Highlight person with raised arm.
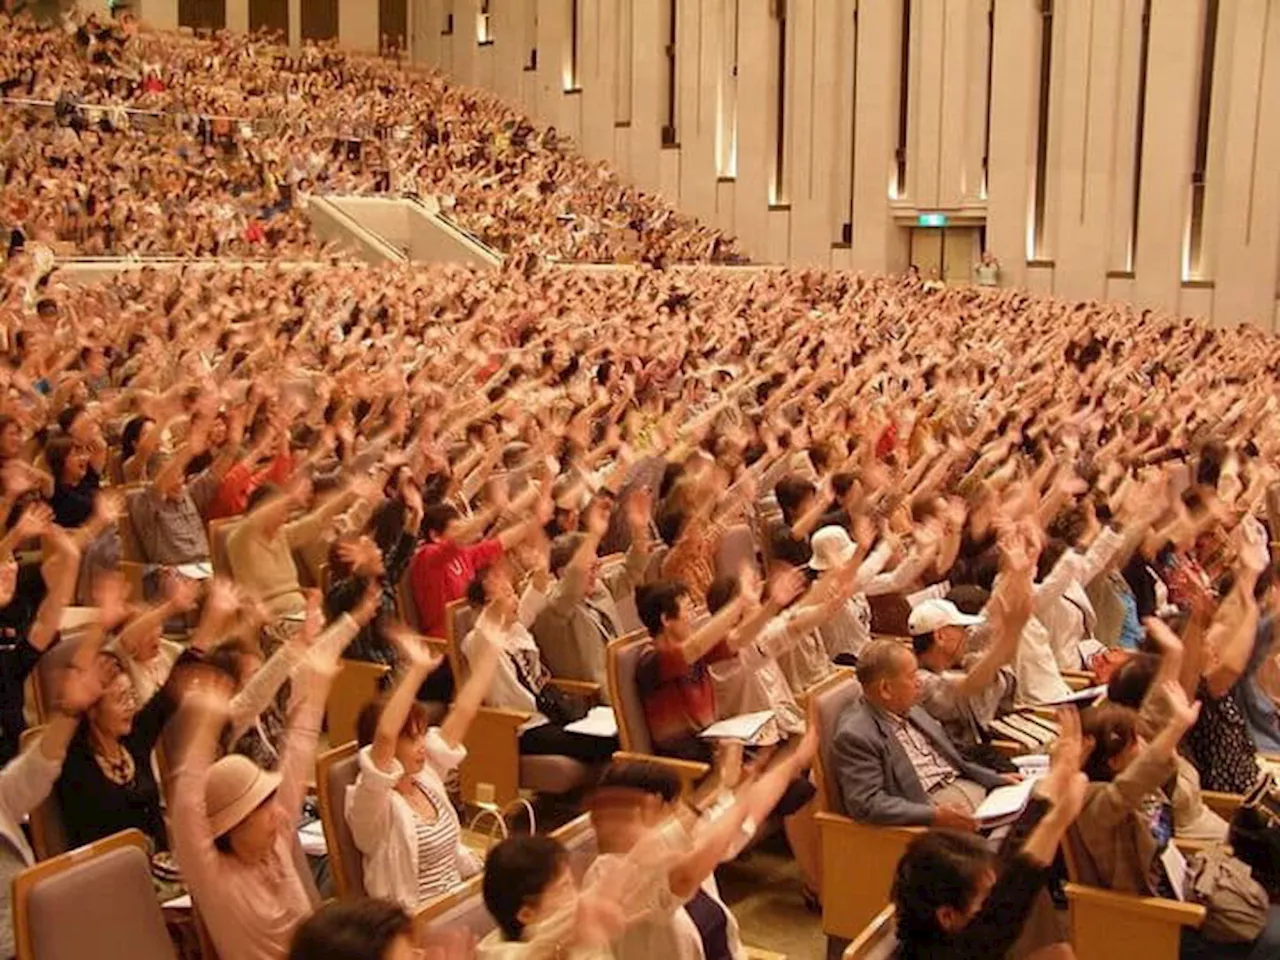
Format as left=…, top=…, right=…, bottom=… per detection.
left=169, top=594, right=351, bottom=960
left=345, top=621, right=500, bottom=908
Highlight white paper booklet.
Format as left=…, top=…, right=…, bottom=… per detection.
left=698, top=710, right=776, bottom=742
left=564, top=706, right=619, bottom=739
left=974, top=776, right=1040, bottom=826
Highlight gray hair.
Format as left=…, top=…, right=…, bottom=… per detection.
left=855, top=639, right=910, bottom=690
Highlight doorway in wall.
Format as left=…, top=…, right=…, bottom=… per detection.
left=249, top=0, right=288, bottom=41
left=302, top=0, right=338, bottom=41
left=910, top=226, right=981, bottom=284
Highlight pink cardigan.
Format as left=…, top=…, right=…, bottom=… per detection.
left=171, top=671, right=325, bottom=960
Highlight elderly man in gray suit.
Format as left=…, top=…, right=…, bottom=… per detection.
left=832, top=638, right=1011, bottom=832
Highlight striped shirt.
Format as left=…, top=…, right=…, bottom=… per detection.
left=411, top=786, right=463, bottom=902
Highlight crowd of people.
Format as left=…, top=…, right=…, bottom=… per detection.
left=0, top=6, right=1278, bottom=960
left=0, top=10, right=739, bottom=263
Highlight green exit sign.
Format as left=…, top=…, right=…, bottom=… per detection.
left=917, top=212, right=948, bottom=227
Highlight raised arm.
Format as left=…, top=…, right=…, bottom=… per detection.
left=369, top=627, right=444, bottom=773
left=27, top=520, right=81, bottom=653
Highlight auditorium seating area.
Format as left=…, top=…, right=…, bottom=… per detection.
left=1, top=7, right=1280, bottom=960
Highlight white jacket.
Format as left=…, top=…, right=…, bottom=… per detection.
left=344, top=735, right=480, bottom=909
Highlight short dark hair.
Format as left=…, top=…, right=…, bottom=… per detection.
left=1106, top=653, right=1160, bottom=709
left=596, top=759, right=682, bottom=804
left=911, top=632, right=938, bottom=657
left=483, top=835, right=568, bottom=941
left=288, top=898, right=411, bottom=960
left=705, top=574, right=740, bottom=615
left=892, top=830, right=994, bottom=944
left=774, top=474, right=816, bottom=524
left=636, top=581, right=687, bottom=637
left=422, top=503, right=460, bottom=541
left=1080, top=704, right=1138, bottom=782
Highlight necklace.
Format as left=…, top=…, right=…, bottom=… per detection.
left=94, top=745, right=136, bottom=786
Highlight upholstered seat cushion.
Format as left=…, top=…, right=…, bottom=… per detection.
left=28, top=846, right=174, bottom=960
left=518, top=754, right=589, bottom=795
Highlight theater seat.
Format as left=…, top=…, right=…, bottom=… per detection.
left=315, top=741, right=365, bottom=898
left=325, top=659, right=390, bottom=747
left=1061, top=823, right=1205, bottom=960
left=13, top=828, right=174, bottom=960
left=445, top=599, right=591, bottom=807
left=606, top=632, right=709, bottom=797
left=18, top=728, right=68, bottom=860
left=810, top=674, right=923, bottom=944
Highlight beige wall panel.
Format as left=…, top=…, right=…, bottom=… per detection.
left=627, top=0, right=665, bottom=195
left=1179, top=285, right=1214, bottom=323
left=960, top=0, right=989, bottom=205
left=660, top=147, right=683, bottom=204
left=984, top=0, right=1038, bottom=287
left=715, top=178, right=736, bottom=236
left=490, top=0, right=526, bottom=102
left=850, top=0, right=907, bottom=274
left=339, top=0, right=380, bottom=52
left=787, top=0, right=837, bottom=265
left=615, top=0, right=634, bottom=125
left=138, top=0, right=179, bottom=30
left=676, top=0, right=719, bottom=226
left=904, top=0, right=932, bottom=206
left=731, top=1, right=773, bottom=258
left=577, top=0, right=619, bottom=166
left=1106, top=275, right=1136, bottom=307
left=447, top=0, right=478, bottom=85
left=614, top=125, right=633, bottom=180
left=1025, top=263, right=1054, bottom=296
left=831, top=0, right=858, bottom=237
left=227, top=0, right=249, bottom=33
left=1051, top=0, right=1126, bottom=301
left=1106, top=0, right=1144, bottom=274
left=1204, top=0, right=1280, bottom=328
left=1132, top=0, right=1205, bottom=312
left=766, top=208, right=792, bottom=264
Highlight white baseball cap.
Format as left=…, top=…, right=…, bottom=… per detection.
left=907, top=598, right=984, bottom=636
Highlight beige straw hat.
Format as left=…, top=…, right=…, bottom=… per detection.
left=205, top=754, right=282, bottom=838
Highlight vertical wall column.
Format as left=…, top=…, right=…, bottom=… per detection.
left=1131, top=0, right=1205, bottom=312
left=339, top=0, right=380, bottom=51
left=985, top=0, right=1039, bottom=287
left=226, top=0, right=248, bottom=32
left=729, top=0, right=772, bottom=257
left=849, top=0, right=907, bottom=274
left=1205, top=0, right=1280, bottom=328
left=578, top=0, right=621, bottom=169
left=1047, top=0, right=1135, bottom=300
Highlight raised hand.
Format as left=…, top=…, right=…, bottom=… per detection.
left=92, top=571, right=131, bottom=630
left=1164, top=680, right=1201, bottom=733
left=11, top=502, right=53, bottom=541
left=384, top=622, right=445, bottom=675
left=624, top=484, right=653, bottom=535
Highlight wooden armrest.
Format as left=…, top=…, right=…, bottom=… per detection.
left=610, top=751, right=708, bottom=796
left=422, top=635, right=449, bottom=654
left=547, top=678, right=602, bottom=702
left=1201, top=790, right=1243, bottom=819
left=1020, top=706, right=1059, bottom=721
left=990, top=739, right=1026, bottom=759
left=1061, top=671, right=1096, bottom=692
left=814, top=811, right=928, bottom=838
left=1063, top=882, right=1206, bottom=928
left=475, top=706, right=533, bottom=728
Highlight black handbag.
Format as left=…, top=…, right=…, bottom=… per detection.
left=1227, top=774, right=1280, bottom=897
left=511, top=651, right=588, bottom=726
